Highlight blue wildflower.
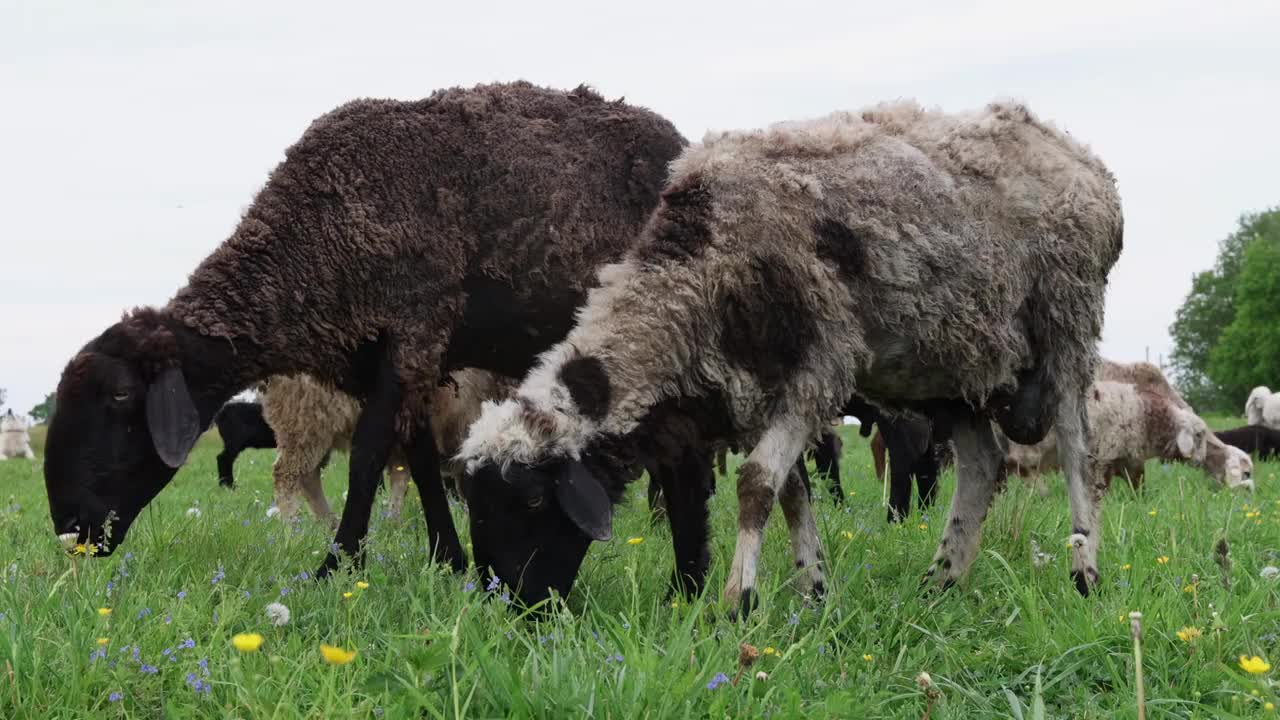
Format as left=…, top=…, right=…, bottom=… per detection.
left=198, top=657, right=209, bottom=675
left=124, top=552, right=134, bottom=561
left=242, top=519, right=251, bottom=527
left=164, top=615, right=172, bottom=625
left=464, top=581, right=476, bottom=592
left=211, top=567, right=225, bottom=585
left=296, top=571, right=310, bottom=581
left=788, top=613, right=799, bottom=626
left=108, top=691, right=123, bottom=702
left=131, top=647, right=140, bottom=662
left=499, top=591, right=510, bottom=604
left=243, top=591, right=251, bottom=599
left=279, top=587, right=290, bottom=598
left=486, top=575, right=501, bottom=591
left=140, top=664, right=158, bottom=674
left=176, top=591, right=186, bottom=600
left=180, top=638, right=196, bottom=650
left=136, top=608, right=151, bottom=620
left=707, top=672, right=730, bottom=690
left=163, top=648, right=172, bottom=657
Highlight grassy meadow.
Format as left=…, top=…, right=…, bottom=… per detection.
left=4, top=418, right=1280, bottom=718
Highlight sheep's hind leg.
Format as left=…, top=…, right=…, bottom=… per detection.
left=778, top=459, right=826, bottom=599
left=1058, top=392, right=1102, bottom=595
left=216, top=448, right=237, bottom=488
left=724, top=416, right=811, bottom=619
left=923, top=414, right=1001, bottom=590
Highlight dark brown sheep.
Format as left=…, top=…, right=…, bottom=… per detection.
left=43, top=82, right=686, bottom=580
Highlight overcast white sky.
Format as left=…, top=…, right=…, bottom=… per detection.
left=2, top=0, right=1277, bottom=417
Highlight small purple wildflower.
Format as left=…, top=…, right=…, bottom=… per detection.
left=140, top=664, right=159, bottom=674
left=486, top=575, right=501, bottom=591
left=622, top=621, right=630, bottom=630
left=198, top=657, right=209, bottom=675
left=243, top=591, right=251, bottom=599
left=131, top=646, right=140, bottom=662
left=707, top=672, right=730, bottom=690
left=330, top=543, right=340, bottom=554
left=108, top=692, right=123, bottom=702
left=180, top=638, right=196, bottom=650
left=163, top=648, right=173, bottom=657
left=136, top=608, right=151, bottom=620
left=211, top=567, right=225, bottom=585
left=464, top=581, right=476, bottom=592
left=279, top=587, right=291, bottom=598
left=605, top=653, right=624, bottom=663
left=164, top=614, right=172, bottom=625
left=818, top=644, right=827, bottom=655
left=499, top=591, right=510, bottom=604
left=296, top=571, right=310, bottom=581
left=124, top=552, right=134, bottom=561
left=242, top=519, right=251, bottom=527
left=0, top=612, right=6, bottom=622
left=176, top=591, right=187, bottom=600
left=787, top=613, right=799, bottom=626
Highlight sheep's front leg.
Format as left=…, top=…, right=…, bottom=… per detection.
left=778, top=459, right=826, bottom=598
left=404, top=416, right=466, bottom=573
left=724, top=417, right=811, bottom=618
left=658, top=448, right=714, bottom=598
left=924, top=416, right=1001, bottom=590
left=316, top=353, right=400, bottom=579
left=1057, top=393, right=1102, bottom=595
left=301, top=466, right=337, bottom=529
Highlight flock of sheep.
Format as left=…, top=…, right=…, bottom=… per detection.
left=31, top=80, right=1280, bottom=620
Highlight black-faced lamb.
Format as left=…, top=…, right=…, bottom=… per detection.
left=42, top=82, right=687, bottom=580
left=1246, top=387, right=1280, bottom=430
left=1215, top=425, right=1280, bottom=461
left=1, top=410, right=34, bottom=460
left=458, top=99, right=1124, bottom=612
left=212, top=401, right=277, bottom=488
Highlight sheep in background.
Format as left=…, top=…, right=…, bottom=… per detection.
left=1215, top=425, right=1280, bottom=461
left=459, top=98, right=1123, bottom=611
left=43, top=82, right=687, bottom=578
left=0, top=410, right=34, bottom=460
left=1246, top=387, right=1280, bottom=429
left=212, top=401, right=277, bottom=488
left=264, top=368, right=515, bottom=526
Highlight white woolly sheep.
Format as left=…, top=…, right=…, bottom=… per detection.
left=458, top=98, right=1124, bottom=611
left=0, top=410, right=35, bottom=460
left=263, top=369, right=514, bottom=526
left=1246, top=387, right=1280, bottom=430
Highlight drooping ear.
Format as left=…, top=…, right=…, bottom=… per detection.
left=554, top=460, right=613, bottom=542
left=1175, top=422, right=1196, bottom=458
left=146, top=367, right=201, bottom=468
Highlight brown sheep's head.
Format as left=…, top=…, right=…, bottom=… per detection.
left=44, top=309, right=209, bottom=555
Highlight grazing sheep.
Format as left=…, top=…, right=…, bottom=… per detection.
left=0, top=410, right=34, bottom=460
left=1246, top=387, right=1280, bottom=429
left=810, top=428, right=845, bottom=503
left=262, top=368, right=514, bottom=526
left=43, top=82, right=687, bottom=577
left=1215, top=425, right=1280, bottom=461
left=1007, top=380, right=1209, bottom=491
left=212, top=401, right=277, bottom=488
left=458, top=99, right=1123, bottom=611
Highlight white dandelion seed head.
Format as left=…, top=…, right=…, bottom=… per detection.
left=264, top=602, right=291, bottom=626
left=1260, top=566, right=1280, bottom=580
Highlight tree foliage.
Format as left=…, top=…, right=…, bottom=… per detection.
left=1170, top=207, right=1280, bottom=411
left=29, top=392, right=56, bottom=424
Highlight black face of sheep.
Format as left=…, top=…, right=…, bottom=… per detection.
left=464, top=459, right=612, bottom=607
left=44, top=316, right=210, bottom=555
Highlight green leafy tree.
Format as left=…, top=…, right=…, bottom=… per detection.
left=1209, top=234, right=1280, bottom=402
left=29, top=392, right=56, bottom=424
left=1169, top=207, right=1280, bottom=411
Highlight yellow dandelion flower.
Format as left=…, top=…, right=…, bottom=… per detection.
left=73, top=544, right=87, bottom=555
left=918, top=523, right=929, bottom=530
left=1121, top=563, right=1132, bottom=570
left=1147, top=510, right=1157, bottom=517
left=232, top=633, right=264, bottom=653
left=863, top=654, right=873, bottom=662
left=342, top=591, right=354, bottom=599
left=1176, top=626, right=1201, bottom=643
left=320, top=643, right=357, bottom=665
left=1267, top=702, right=1275, bottom=711
left=627, top=537, right=644, bottom=545
left=763, top=646, right=777, bottom=656
left=96, top=637, right=110, bottom=646
left=841, top=531, right=854, bottom=540
left=355, top=581, right=369, bottom=590
left=670, top=599, right=679, bottom=609
left=848, top=491, right=856, bottom=497
left=97, top=608, right=112, bottom=617
left=1156, top=556, right=1170, bottom=565
left=1239, top=655, right=1272, bottom=674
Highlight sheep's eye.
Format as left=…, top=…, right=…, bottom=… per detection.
left=112, top=390, right=130, bottom=402
left=527, top=496, right=544, bottom=510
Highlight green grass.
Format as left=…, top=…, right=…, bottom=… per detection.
left=3, top=423, right=1280, bottom=718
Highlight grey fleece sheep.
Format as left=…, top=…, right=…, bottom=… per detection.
left=459, top=99, right=1124, bottom=611
left=43, top=82, right=687, bottom=579
left=0, top=410, right=34, bottom=460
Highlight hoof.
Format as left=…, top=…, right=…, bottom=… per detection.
left=811, top=580, right=827, bottom=600
left=1071, top=568, right=1098, bottom=597
left=432, top=541, right=467, bottom=574
left=729, top=587, right=758, bottom=622
left=314, top=553, right=340, bottom=580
